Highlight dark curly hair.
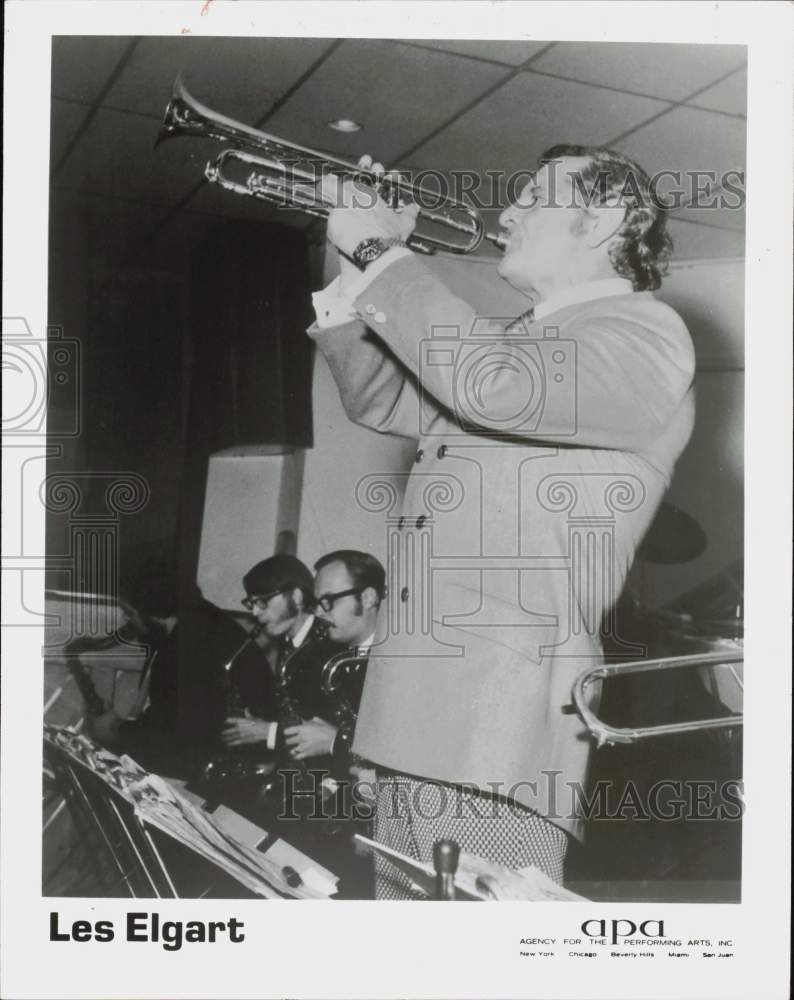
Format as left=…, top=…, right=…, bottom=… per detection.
left=539, top=144, right=673, bottom=291
left=243, top=554, right=314, bottom=607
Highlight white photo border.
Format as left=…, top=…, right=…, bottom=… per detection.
left=2, top=3, right=791, bottom=998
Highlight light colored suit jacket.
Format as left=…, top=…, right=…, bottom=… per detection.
left=309, top=255, right=695, bottom=837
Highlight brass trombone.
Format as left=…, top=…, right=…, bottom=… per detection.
left=157, top=78, right=507, bottom=255
left=572, top=650, right=743, bottom=747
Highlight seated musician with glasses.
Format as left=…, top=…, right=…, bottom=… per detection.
left=226, top=552, right=382, bottom=887
left=222, top=554, right=338, bottom=765
left=308, top=549, right=384, bottom=771
left=224, top=551, right=383, bottom=775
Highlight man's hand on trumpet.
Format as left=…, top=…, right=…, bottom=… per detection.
left=320, top=155, right=419, bottom=291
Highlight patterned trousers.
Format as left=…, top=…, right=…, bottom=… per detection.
left=373, top=773, right=570, bottom=900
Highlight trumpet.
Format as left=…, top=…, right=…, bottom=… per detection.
left=157, top=78, right=507, bottom=256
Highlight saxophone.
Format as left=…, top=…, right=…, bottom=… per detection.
left=320, top=648, right=368, bottom=763
left=199, top=624, right=274, bottom=794
left=258, top=622, right=364, bottom=813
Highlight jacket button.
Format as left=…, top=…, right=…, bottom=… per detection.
left=374, top=311, right=386, bottom=323
left=400, top=587, right=410, bottom=602
left=364, top=304, right=376, bottom=315
left=415, top=448, right=424, bottom=463
left=437, top=444, right=448, bottom=459
left=397, top=516, right=405, bottom=530
left=416, top=515, right=426, bottom=529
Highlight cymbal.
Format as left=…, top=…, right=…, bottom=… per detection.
left=637, top=502, right=707, bottom=565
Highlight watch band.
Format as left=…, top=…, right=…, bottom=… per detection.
left=351, top=237, right=406, bottom=270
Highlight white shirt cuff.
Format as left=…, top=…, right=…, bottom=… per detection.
left=321, top=776, right=339, bottom=795
left=311, top=246, right=412, bottom=329
left=266, top=722, right=278, bottom=751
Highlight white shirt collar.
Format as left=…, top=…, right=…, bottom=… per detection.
left=533, top=277, right=634, bottom=321
left=357, top=633, right=376, bottom=656
left=291, top=614, right=315, bottom=649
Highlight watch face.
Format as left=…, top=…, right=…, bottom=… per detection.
left=360, top=242, right=385, bottom=262
left=354, top=238, right=387, bottom=266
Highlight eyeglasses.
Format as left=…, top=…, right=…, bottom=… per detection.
left=314, top=587, right=364, bottom=613
left=241, top=589, right=286, bottom=611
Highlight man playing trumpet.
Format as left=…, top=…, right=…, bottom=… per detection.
left=308, top=146, right=695, bottom=898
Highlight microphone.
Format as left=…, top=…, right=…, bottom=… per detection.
left=433, top=839, right=460, bottom=901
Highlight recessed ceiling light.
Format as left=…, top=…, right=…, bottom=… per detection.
left=328, top=118, right=362, bottom=133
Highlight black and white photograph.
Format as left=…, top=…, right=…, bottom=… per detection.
left=2, top=3, right=791, bottom=999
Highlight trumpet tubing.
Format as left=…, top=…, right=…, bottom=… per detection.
left=158, top=77, right=506, bottom=255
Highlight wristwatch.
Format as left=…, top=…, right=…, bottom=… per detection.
left=351, top=237, right=406, bottom=270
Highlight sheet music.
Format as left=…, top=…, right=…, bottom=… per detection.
left=45, top=728, right=336, bottom=900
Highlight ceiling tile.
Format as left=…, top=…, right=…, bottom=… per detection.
left=55, top=106, right=222, bottom=205
left=408, top=39, right=550, bottom=66
left=616, top=106, right=746, bottom=191
left=51, top=36, right=135, bottom=103
left=409, top=72, right=669, bottom=194
left=261, top=39, right=510, bottom=165
left=102, top=36, right=336, bottom=122
left=689, top=68, right=747, bottom=116
left=666, top=219, right=745, bottom=261
left=50, top=99, right=91, bottom=167
left=530, top=42, right=747, bottom=102
left=48, top=37, right=750, bottom=274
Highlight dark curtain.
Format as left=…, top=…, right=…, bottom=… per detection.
left=180, top=221, right=314, bottom=591
left=50, top=220, right=313, bottom=602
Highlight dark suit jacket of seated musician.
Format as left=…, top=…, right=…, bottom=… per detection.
left=118, top=596, right=276, bottom=780
left=272, top=617, right=365, bottom=788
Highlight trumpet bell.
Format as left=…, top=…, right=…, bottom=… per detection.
left=156, top=75, right=266, bottom=149
left=157, top=77, right=505, bottom=255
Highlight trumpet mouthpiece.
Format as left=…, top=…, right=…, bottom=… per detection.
left=486, top=231, right=508, bottom=249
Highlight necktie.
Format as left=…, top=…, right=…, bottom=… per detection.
left=277, top=635, right=294, bottom=679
